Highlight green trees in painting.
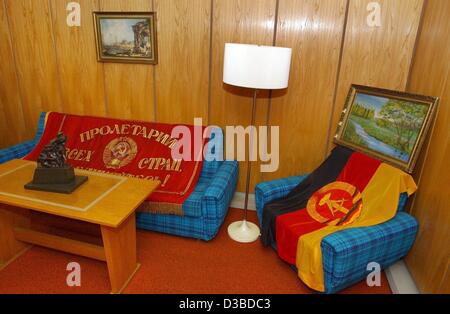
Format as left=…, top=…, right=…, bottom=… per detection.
left=338, top=87, right=436, bottom=168
left=351, top=103, right=375, bottom=119
left=343, top=97, right=428, bottom=158
left=379, top=100, right=427, bottom=153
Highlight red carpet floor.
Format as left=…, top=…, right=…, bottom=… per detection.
left=0, top=208, right=391, bottom=294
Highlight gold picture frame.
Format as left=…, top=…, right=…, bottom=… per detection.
left=93, top=12, right=158, bottom=64
left=334, top=85, right=438, bottom=173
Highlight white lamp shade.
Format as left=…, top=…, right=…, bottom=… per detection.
left=223, top=43, right=292, bottom=89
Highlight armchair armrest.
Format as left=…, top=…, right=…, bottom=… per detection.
left=0, top=140, right=36, bottom=164
left=255, top=175, right=308, bottom=224
left=0, top=112, right=47, bottom=164
left=321, top=212, right=418, bottom=294
left=201, top=160, right=239, bottom=218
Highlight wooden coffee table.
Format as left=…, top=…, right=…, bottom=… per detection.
left=0, top=159, right=159, bottom=293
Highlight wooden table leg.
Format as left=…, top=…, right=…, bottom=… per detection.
left=101, top=213, right=139, bottom=294
left=0, top=205, right=30, bottom=269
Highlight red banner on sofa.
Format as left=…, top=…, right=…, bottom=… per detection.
left=24, top=112, right=205, bottom=215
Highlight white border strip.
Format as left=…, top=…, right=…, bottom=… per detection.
left=0, top=163, right=127, bottom=212
left=230, top=192, right=256, bottom=210
left=0, top=163, right=31, bottom=178
left=83, top=177, right=126, bottom=211
left=0, top=191, right=86, bottom=211
left=386, top=260, right=420, bottom=294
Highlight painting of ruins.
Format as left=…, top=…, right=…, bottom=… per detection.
left=93, top=12, right=157, bottom=64
left=334, top=85, right=438, bottom=173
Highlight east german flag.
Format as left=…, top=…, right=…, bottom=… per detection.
left=261, top=146, right=417, bottom=292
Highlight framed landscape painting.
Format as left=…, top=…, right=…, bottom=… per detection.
left=93, top=12, right=157, bottom=64
left=334, top=85, right=438, bottom=173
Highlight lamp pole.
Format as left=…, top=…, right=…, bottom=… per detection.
left=227, top=88, right=261, bottom=243
left=243, top=89, right=258, bottom=221
left=223, top=43, right=291, bottom=243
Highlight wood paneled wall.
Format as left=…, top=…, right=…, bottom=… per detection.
left=0, top=0, right=426, bottom=192
left=99, top=0, right=155, bottom=121
left=404, top=0, right=450, bottom=294
left=265, top=0, right=347, bottom=181
left=0, top=1, right=25, bottom=147
left=329, top=0, right=423, bottom=152
left=4, top=0, right=62, bottom=138
left=154, top=0, right=210, bottom=124
left=52, top=0, right=106, bottom=116
left=210, top=0, right=277, bottom=191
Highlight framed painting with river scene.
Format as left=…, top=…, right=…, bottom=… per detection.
left=334, top=85, right=438, bottom=173
left=93, top=12, right=157, bottom=64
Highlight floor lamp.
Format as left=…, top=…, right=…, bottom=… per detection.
left=223, top=43, right=292, bottom=243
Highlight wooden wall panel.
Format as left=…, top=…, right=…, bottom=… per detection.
left=405, top=0, right=450, bottom=294
left=99, top=0, right=155, bottom=121
left=264, top=0, right=347, bottom=182
left=50, top=0, right=106, bottom=116
left=329, top=0, right=423, bottom=150
left=153, top=0, right=210, bottom=124
left=210, top=0, right=277, bottom=192
left=0, top=0, right=26, bottom=148
left=407, top=75, right=450, bottom=293
left=442, top=261, right=450, bottom=293
left=5, top=0, right=62, bottom=137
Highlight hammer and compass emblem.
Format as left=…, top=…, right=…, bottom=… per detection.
left=307, top=181, right=363, bottom=226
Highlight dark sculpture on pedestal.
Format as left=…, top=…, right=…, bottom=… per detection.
left=25, top=132, right=88, bottom=194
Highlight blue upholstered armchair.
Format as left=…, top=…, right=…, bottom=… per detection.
left=0, top=112, right=238, bottom=241
left=255, top=175, right=418, bottom=294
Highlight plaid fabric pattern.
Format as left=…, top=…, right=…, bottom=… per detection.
left=255, top=174, right=418, bottom=293
left=136, top=213, right=227, bottom=241
left=182, top=176, right=211, bottom=217
left=321, top=212, right=418, bottom=294
left=255, top=175, right=308, bottom=224
left=137, top=160, right=238, bottom=241
left=0, top=112, right=46, bottom=164
left=397, top=192, right=408, bottom=212
left=201, top=127, right=224, bottom=177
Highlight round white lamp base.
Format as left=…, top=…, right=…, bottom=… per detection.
left=227, top=220, right=260, bottom=243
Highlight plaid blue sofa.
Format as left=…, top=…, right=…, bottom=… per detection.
left=0, top=112, right=238, bottom=241
left=255, top=175, right=418, bottom=293
left=136, top=153, right=238, bottom=241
